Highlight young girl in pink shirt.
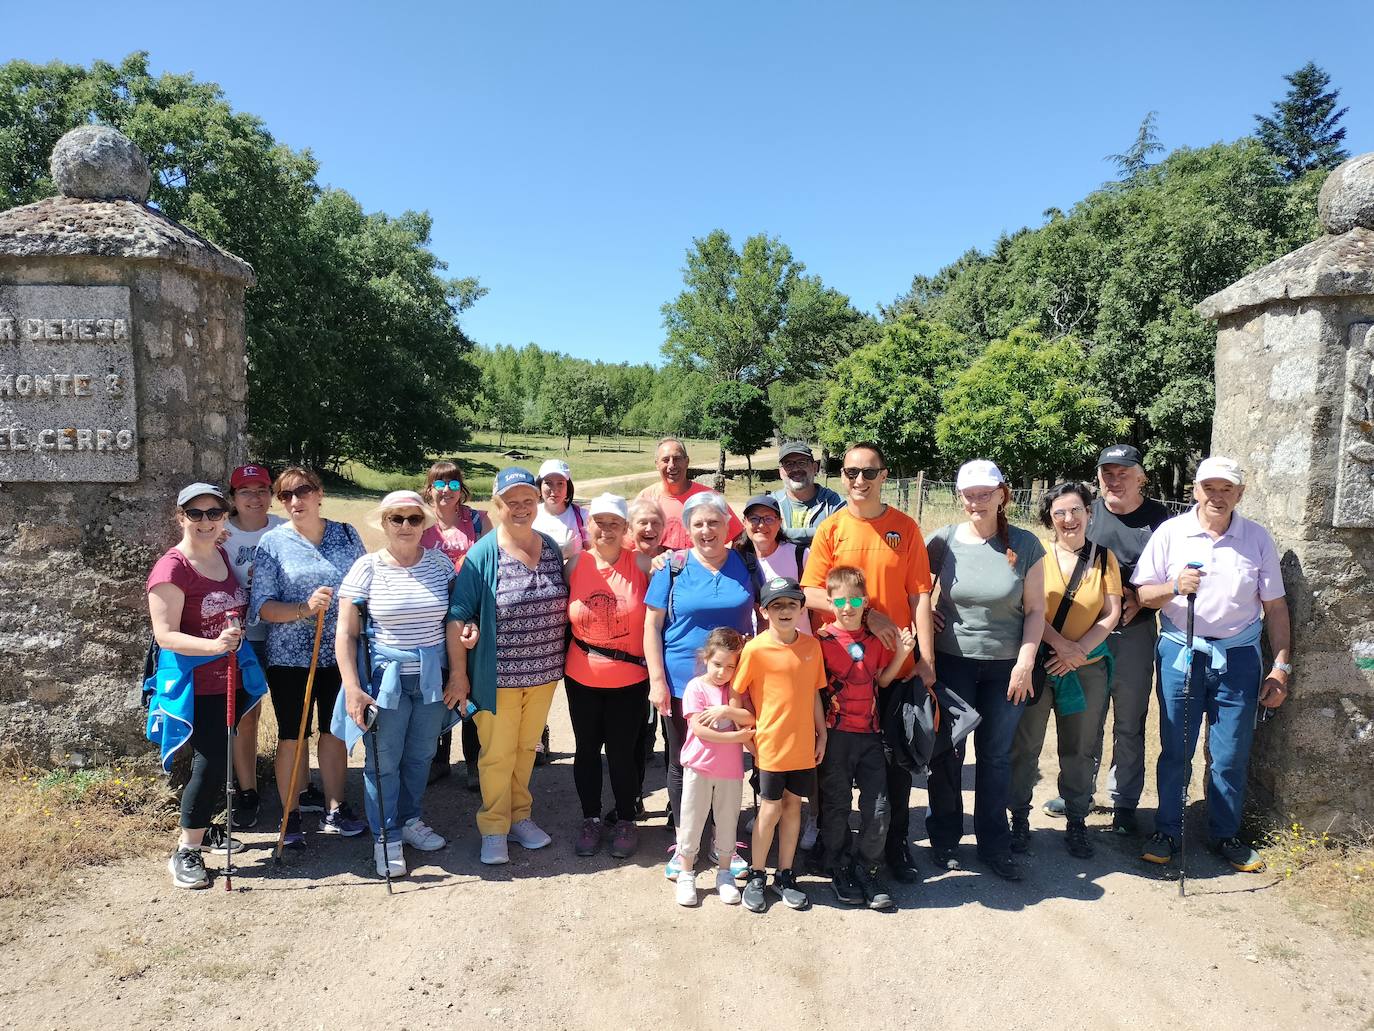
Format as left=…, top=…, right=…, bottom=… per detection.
left=674, top=628, right=755, bottom=907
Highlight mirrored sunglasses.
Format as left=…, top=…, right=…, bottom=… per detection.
left=831, top=596, right=865, bottom=609
left=433, top=479, right=463, bottom=493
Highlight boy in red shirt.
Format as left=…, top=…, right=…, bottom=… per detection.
left=816, top=566, right=914, bottom=910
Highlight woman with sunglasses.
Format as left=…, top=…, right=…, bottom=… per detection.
left=147, top=483, right=254, bottom=889
left=924, top=460, right=1046, bottom=881
left=420, top=460, right=488, bottom=787
left=1008, top=482, right=1121, bottom=861
left=248, top=466, right=367, bottom=848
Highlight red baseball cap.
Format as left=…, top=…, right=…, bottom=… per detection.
left=230, top=464, right=272, bottom=489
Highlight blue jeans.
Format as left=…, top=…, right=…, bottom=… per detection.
left=925, top=653, right=1024, bottom=858
left=361, top=673, right=449, bottom=843
left=1154, top=636, right=1261, bottom=842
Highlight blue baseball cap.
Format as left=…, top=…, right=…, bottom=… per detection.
left=494, top=467, right=538, bottom=496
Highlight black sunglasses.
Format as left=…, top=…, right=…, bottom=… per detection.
left=183, top=506, right=228, bottom=522
left=386, top=513, right=426, bottom=527
left=841, top=467, right=884, bottom=481
left=277, top=484, right=319, bottom=503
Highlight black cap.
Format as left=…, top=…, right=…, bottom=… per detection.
left=1097, top=444, right=1143, bottom=468
left=743, top=494, right=781, bottom=516
left=778, top=441, right=814, bottom=461
left=759, top=575, right=806, bottom=608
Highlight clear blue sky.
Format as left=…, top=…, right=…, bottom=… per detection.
left=8, top=1, right=1373, bottom=364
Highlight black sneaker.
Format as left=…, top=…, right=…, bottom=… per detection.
left=983, top=853, right=1022, bottom=881
left=852, top=863, right=894, bottom=911
left=1211, top=836, right=1265, bottom=873
left=1010, top=813, right=1031, bottom=854
left=202, top=823, right=245, bottom=854
left=742, top=869, right=769, bottom=913
left=283, top=809, right=306, bottom=850
left=1065, top=818, right=1094, bottom=859
left=773, top=868, right=811, bottom=911
left=298, top=783, right=326, bottom=813
left=830, top=866, right=864, bottom=905
left=1110, top=807, right=1138, bottom=836
left=931, top=845, right=961, bottom=871
left=233, top=787, right=260, bottom=829
left=168, top=846, right=209, bottom=889
left=885, top=843, right=919, bottom=883
left=1140, top=831, right=1177, bottom=865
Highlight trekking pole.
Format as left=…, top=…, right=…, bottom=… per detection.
left=1179, top=561, right=1203, bottom=899
left=364, top=703, right=393, bottom=895
left=272, top=606, right=327, bottom=863
left=224, top=609, right=243, bottom=893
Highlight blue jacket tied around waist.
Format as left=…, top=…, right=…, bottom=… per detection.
left=144, top=644, right=269, bottom=772
left=329, top=632, right=460, bottom=754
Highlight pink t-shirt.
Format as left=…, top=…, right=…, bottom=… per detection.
left=636, top=481, right=743, bottom=552
left=680, top=675, right=745, bottom=780
left=146, top=546, right=247, bottom=696
left=420, top=507, right=482, bottom=571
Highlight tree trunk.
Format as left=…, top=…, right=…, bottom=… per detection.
left=745, top=454, right=754, bottom=495
left=564, top=432, right=572, bottom=453
left=715, top=443, right=726, bottom=494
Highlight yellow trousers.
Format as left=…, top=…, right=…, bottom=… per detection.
left=474, top=680, right=558, bottom=836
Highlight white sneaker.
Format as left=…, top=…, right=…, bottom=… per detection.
left=374, top=840, right=406, bottom=878
left=508, top=818, right=552, bottom=850
left=716, top=869, right=742, bottom=905
left=800, top=812, right=819, bottom=852
left=675, top=869, right=698, bottom=907
left=480, top=834, right=509, bottom=865
left=402, top=818, right=446, bottom=851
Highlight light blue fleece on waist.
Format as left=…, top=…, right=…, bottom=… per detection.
left=1159, top=615, right=1262, bottom=676
left=329, top=638, right=458, bottom=754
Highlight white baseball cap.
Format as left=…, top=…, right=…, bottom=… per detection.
left=538, top=459, right=571, bottom=480
left=1195, top=456, right=1244, bottom=485
left=956, top=459, right=1006, bottom=491
left=587, top=493, right=628, bottom=520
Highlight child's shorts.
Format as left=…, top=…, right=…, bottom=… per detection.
left=758, top=766, right=816, bottom=801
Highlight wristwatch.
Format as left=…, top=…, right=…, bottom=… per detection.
left=1271, top=661, right=1293, bottom=675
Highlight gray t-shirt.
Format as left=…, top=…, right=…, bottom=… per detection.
left=926, top=524, right=1046, bottom=661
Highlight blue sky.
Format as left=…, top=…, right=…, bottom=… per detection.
left=8, top=1, right=1373, bottom=365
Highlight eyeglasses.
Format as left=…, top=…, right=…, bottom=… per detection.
left=831, top=596, right=865, bottom=609
left=385, top=513, right=426, bottom=527
left=183, top=507, right=228, bottom=522
left=432, top=479, right=462, bottom=493
left=1050, top=505, right=1086, bottom=521
left=841, top=467, right=884, bottom=481
left=745, top=513, right=779, bottom=525
left=277, top=484, right=319, bottom=503
left=961, top=489, right=998, bottom=505
left=234, top=487, right=270, bottom=499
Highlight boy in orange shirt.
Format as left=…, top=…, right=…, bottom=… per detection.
left=731, top=576, right=826, bottom=913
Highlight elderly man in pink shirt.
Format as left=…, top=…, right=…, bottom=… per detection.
left=1131, top=457, right=1292, bottom=874
left=636, top=437, right=742, bottom=551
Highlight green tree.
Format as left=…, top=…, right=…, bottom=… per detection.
left=935, top=326, right=1128, bottom=482
left=1106, top=111, right=1164, bottom=185
left=703, top=381, right=773, bottom=493
left=1255, top=61, right=1349, bottom=180
left=474, top=345, right=526, bottom=444
left=543, top=365, right=611, bottom=451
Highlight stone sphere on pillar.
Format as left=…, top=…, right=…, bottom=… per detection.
left=48, top=125, right=152, bottom=203
left=1317, top=152, right=1374, bottom=235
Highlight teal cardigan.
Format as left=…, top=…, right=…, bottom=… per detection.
left=447, top=530, right=563, bottom=715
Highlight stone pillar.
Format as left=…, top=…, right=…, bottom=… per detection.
left=1198, top=152, right=1374, bottom=833
left=0, top=126, right=255, bottom=764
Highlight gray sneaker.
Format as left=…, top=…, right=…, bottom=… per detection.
left=1212, top=836, right=1265, bottom=873
left=773, top=868, right=810, bottom=911
left=742, top=869, right=768, bottom=913
left=168, top=847, right=208, bottom=889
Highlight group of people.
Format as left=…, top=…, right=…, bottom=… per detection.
left=145, top=435, right=1292, bottom=914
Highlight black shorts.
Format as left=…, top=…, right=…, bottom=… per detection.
left=268, top=665, right=343, bottom=740
left=758, top=767, right=817, bottom=802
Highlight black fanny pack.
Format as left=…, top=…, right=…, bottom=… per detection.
left=570, top=635, right=647, bottom=668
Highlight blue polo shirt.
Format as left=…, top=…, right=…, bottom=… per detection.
left=645, top=550, right=754, bottom=698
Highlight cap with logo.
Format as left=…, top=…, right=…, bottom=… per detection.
left=759, top=575, right=806, bottom=608
left=955, top=459, right=1005, bottom=492
left=537, top=459, right=571, bottom=481
left=1194, top=456, right=1244, bottom=486
left=778, top=441, right=815, bottom=461
left=495, top=467, right=539, bottom=496
left=230, top=464, right=272, bottom=489
left=1096, top=444, right=1143, bottom=469
left=587, top=493, right=628, bottom=520
left=177, top=482, right=226, bottom=507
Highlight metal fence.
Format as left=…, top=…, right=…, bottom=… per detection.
left=877, top=477, right=1192, bottom=529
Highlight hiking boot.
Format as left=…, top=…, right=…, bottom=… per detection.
left=168, top=846, right=209, bottom=890
left=830, top=865, right=864, bottom=905
left=931, top=845, right=961, bottom=871
left=401, top=818, right=446, bottom=851
left=716, top=869, right=741, bottom=905
left=203, top=823, right=245, bottom=854
left=1065, top=818, right=1094, bottom=859
left=773, top=868, right=811, bottom=910
left=533, top=725, right=551, bottom=766
left=297, top=783, right=326, bottom=812
left=742, top=869, right=769, bottom=913
left=374, top=839, right=406, bottom=878
left=983, top=854, right=1022, bottom=881
left=1010, top=813, right=1031, bottom=854
left=675, top=869, right=698, bottom=907
left=853, top=863, right=894, bottom=911
left=480, top=834, right=509, bottom=865
left=282, top=810, right=306, bottom=850
left=232, top=788, right=260, bottom=829
left=1212, top=836, right=1266, bottom=873
left=886, top=843, right=920, bottom=883
left=1141, top=831, right=1177, bottom=865
left=575, top=817, right=603, bottom=857
left=1110, top=807, right=1138, bottom=836
left=609, top=820, right=638, bottom=859
left=508, top=818, right=551, bottom=850
left=663, top=845, right=684, bottom=880
left=1042, top=796, right=1066, bottom=819
left=320, top=803, right=367, bottom=838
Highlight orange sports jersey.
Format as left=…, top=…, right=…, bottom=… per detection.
left=731, top=631, right=824, bottom=772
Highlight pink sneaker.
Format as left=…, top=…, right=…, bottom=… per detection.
left=609, top=820, right=639, bottom=859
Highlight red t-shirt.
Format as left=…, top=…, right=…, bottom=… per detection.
left=146, top=546, right=246, bottom=696
left=817, top=625, right=892, bottom=734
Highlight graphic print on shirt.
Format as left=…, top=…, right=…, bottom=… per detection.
left=884, top=530, right=901, bottom=551
left=202, top=589, right=244, bottom=639
left=576, top=589, right=627, bottom=642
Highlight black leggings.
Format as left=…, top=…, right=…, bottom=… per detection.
left=565, top=677, right=650, bottom=819
left=181, top=690, right=251, bottom=830
left=662, top=695, right=688, bottom=826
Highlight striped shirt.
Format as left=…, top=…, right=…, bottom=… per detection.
left=338, top=550, right=455, bottom=675
left=495, top=537, right=569, bottom=688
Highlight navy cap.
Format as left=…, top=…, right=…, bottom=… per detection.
left=759, top=575, right=806, bottom=608
left=494, top=467, right=538, bottom=495
left=1097, top=444, right=1143, bottom=468
left=743, top=494, right=781, bottom=516
left=778, top=441, right=815, bottom=461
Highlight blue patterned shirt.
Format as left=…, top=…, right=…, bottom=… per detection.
left=495, top=537, right=569, bottom=688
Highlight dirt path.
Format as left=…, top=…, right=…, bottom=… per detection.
left=573, top=444, right=782, bottom=494
left=1, top=694, right=1370, bottom=1031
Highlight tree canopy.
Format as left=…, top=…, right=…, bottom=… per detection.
left=1255, top=61, right=1349, bottom=180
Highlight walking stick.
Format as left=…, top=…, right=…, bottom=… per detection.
left=353, top=599, right=392, bottom=893
left=1179, top=561, right=1203, bottom=899
left=224, top=609, right=243, bottom=892
left=273, top=606, right=327, bottom=863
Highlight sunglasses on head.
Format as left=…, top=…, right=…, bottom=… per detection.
left=831, top=596, right=865, bottom=609
left=841, top=467, right=884, bottom=481
left=183, top=506, right=228, bottom=522
left=433, top=479, right=462, bottom=493
left=386, top=513, right=426, bottom=527
left=277, top=484, right=319, bottom=503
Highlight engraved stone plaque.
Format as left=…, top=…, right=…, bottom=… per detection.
left=1333, top=322, right=1374, bottom=527
left=0, top=284, right=138, bottom=482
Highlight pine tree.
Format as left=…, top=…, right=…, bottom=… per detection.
left=1107, top=111, right=1164, bottom=184
left=1255, top=62, right=1349, bottom=179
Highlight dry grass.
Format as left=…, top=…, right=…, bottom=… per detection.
left=1261, top=820, right=1374, bottom=938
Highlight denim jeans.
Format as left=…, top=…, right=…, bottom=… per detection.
left=1153, top=636, right=1261, bottom=842
left=362, top=673, right=449, bottom=843
left=925, top=653, right=1024, bottom=858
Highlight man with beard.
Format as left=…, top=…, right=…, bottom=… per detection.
left=770, top=441, right=844, bottom=549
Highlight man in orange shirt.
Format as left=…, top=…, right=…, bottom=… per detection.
left=731, top=576, right=826, bottom=913
left=801, top=442, right=934, bottom=883
left=636, top=437, right=743, bottom=552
